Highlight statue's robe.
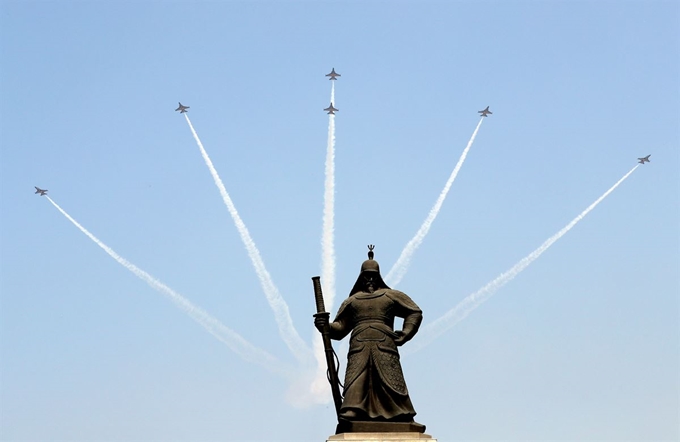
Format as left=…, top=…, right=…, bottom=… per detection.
left=329, top=288, right=423, bottom=421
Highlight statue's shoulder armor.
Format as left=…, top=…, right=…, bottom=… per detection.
left=334, top=296, right=354, bottom=318
left=385, top=289, right=421, bottom=312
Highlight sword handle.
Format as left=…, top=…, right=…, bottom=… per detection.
left=312, top=276, right=326, bottom=314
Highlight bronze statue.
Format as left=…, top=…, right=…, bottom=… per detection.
left=314, top=246, right=425, bottom=433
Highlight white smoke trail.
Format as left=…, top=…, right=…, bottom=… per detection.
left=183, top=114, right=313, bottom=365
left=46, top=196, right=291, bottom=376
left=386, top=117, right=485, bottom=286
left=331, top=81, right=335, bottom=113
left=310, top=80, right=339, bottom=405
left=322, top=80, right=337, bottom=312
left=406, top=165, right=640, bottom=354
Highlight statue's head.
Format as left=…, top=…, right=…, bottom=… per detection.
left=350, top=245, right=390, bottom=295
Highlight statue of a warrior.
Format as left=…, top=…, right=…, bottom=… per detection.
left=314, top=246, right=425, bottom=432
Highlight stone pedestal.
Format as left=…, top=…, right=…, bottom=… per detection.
left=327, top=433, right=436, bottom=442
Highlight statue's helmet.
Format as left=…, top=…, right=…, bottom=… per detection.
left=360, top=258, right=380, bottom=274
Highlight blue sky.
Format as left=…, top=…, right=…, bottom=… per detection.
left=1, top=1, right=678, bottom=441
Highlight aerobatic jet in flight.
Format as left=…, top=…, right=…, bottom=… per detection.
left=478, top=106, right=492, bottom=117
left=325, top=68, right=341, bottom=80
left=638, top=155, right=651, bottom=164
left=175, top=102, right=190, bottom=113
left=34, top=187, right=48, bottom=196
left=324, top=103, right=339, bottom=115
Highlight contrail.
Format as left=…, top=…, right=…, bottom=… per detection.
left=45, top=196, right=292, bottom=376
left=406, top=165, right=640, bottom=354
left=322, top=80, right=337, bottom=312
left=386, top=117, right=485, bottom=286
left=310, top=81, right=339, bottom=405
left=183, top=114, right=313, bottom=365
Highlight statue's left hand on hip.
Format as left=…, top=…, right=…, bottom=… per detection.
left=393, top=330, right=407, bottom=346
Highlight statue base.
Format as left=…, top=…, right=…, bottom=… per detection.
left=328, top=421, right=435, bottom=442
left=336, top=421, right=426, bottom=434
left=328, top=432, right=435, bottom=442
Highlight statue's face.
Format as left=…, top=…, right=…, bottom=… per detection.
left=362, top=272, right=377, bottom=293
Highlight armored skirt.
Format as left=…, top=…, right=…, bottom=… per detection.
left=329, top=289, right=422, bottom=421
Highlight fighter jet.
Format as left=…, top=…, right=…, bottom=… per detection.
left=325, top=68, right=341, bottom=80
left=478, top=106, right=492, bottom=117
left=175, top=102, right=190, bottom=113
left=34, top=186, right=48, bottom=196
left=638, top=154, right=651, bottom=164
left=324, top=103, right=339, bottom=115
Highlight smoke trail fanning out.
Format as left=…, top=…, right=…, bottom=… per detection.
left=322, top=80, right=337, bottom=312
left=183, top=114, right=313, bottom=365
left=46, top=197, right=291, bottom=376
left=406, top=165, right=640, bottom=354
left=386, top=117, right=485, bottom=286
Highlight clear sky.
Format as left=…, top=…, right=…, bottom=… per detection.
left=1, top=1, right=678, bottom=441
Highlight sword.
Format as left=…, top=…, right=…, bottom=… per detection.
left=311, top=276, right=343, bottom=418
